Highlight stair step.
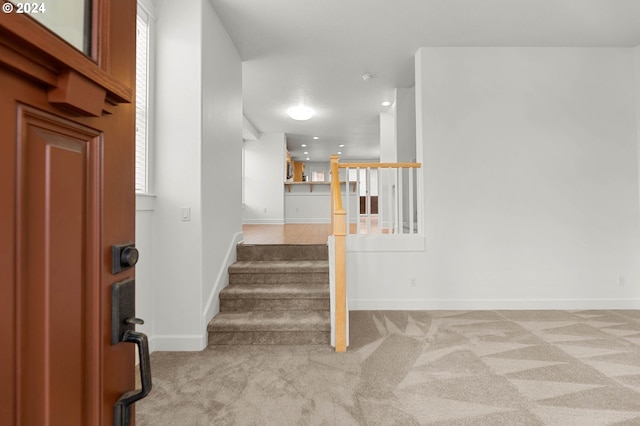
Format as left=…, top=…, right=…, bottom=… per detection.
left=237, top=243, right=328, bottom=261
left=209, top=330, right=330, bottom=345
left=228, top=260, right=329, bottom=284
left=220, top=283, right=329, bottom=311
left=220, top=283, right=329, bottom=299
left=220, top=298, right=329, bottom=311
left=208, top=311, right=330, bottom=332
left=229, top=260, right=329, bottom=274
left=208, top=311, right=330, bottom=345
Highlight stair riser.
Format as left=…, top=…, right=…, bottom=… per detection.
left=220, top=299, right=330, bottom=312
left=229, top=273, right=329, bottom=285
left=208, top=331, right=330, bottom=345
left=237, top=244, right=328, bottom=261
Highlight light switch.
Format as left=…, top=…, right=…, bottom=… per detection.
left=181, top=207, right=191, bottom=222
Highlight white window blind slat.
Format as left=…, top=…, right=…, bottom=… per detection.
left=135, top=13, right=149, bottom=193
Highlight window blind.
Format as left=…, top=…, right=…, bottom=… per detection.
left=135, top=12, right=149, bottom=193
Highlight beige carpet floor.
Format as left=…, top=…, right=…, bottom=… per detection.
left=136, top=310, right=640, bottom=425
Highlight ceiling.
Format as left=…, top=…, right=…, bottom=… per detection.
left=210, top=0, right=640, bottom=162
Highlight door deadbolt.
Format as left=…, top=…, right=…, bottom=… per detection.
left=112, top=242, right=139, bottom=274
left=121, top=246, right=139, bottom=267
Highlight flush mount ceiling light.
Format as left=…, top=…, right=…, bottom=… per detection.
left=381, top=101, right=391, bottom=107
left=287, top=105, right=315, bottom=121
left=303, top=151, right=309, bottom=155
left=313, top=136, right=320, bottom=140
left=338, top=144, right=345, bottom=148
left=301, top=144, right=307, bottom=147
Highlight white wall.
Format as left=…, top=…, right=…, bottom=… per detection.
left=145, top=0, right=242, bottom=351
left=396, top=87, right=417, bottom=228
left=243, top=133, right=286, bottom=224
left=304, top=161, right=330, bottom=181
left=285, top=185, right=358, bottom=224
left=379, top=111, right=397, bottom=162
left=201, top=0, right=244, bottom=324
left=134, top=0, right=157, bottom=352
left=349, top=47, right=640, bottom=309
left=152, top=0, right=204, bottom=349
left=135, top=196, right=155, bottom=350
left=636, top=46, right=640, bottom=218
left=380, top=88, right=416, bottom=163
left=379, top=111, right=396, bottom=229
left=396, top=87, right=416, bottom=163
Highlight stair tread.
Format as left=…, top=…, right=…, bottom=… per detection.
left=229, top=260, right=329, bottom=273
left=220, top=283, right=329, bottom=299
left=237, top=243, right=328, bottom=261
left=208, top=311, right=330, bottom=332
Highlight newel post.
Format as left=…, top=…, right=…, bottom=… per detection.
left=330, top=155, right=339, bottom=232
left=330, top=154, right=347, bottom=352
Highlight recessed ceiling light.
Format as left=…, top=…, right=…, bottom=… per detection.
left=301, top=144, right=307, bottom=147
left=313, top=136, right=319, bottom=140
left=287, top=105, right=315, bottom=121
left=338, top=144, right=345, bottom=148
left=306, top=157, right=310, bottom=160
left=337, top=151, right=342, bottom=155
left=303, top=151, right=309, bottom=155
left=381, top=101, right=391, bottom=107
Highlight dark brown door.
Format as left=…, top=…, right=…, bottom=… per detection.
left=0, top=1, right=139, bottom=424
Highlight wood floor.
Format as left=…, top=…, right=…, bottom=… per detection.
left=242, top=224, right=331, bottom=244
left=242, top=216, right=382, bottom=245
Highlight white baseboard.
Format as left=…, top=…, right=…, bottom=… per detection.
left=152, top=334, right=207, bottom=351
left=349, top=298, right=640, bottom=310
left=243, top=218, right=285, bottom=224
left=147, top=336, right=156, bottom=354
left=285, top=217, right=330, bottom=224
left=203, top=231, right=244, bottom=324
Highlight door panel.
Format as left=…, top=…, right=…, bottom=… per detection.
left=17, top=106, right=102, bottom=426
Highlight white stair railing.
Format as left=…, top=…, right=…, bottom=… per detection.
left=341, top=162, right=422, bottom=235
left=329, top=156, right=422, bottom=353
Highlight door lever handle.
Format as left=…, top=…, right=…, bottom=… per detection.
left=125, top=317, right=144, bottom=326
left=114, top=329, right=152, bottom=426
left=111, top=279, right=152, bottom=426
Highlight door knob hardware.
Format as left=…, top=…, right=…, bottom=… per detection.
left=111, top=279, right=152, bottom=426
left=114, top=330, right=152, bottom=426
left=125, top=317, right=144, bottom=325
left=112, top=242, right=139, bottom=274
left=120, top=246, right=139, bottom=268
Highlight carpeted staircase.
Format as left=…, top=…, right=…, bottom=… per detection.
left=207, top=243, right=330, bottom=345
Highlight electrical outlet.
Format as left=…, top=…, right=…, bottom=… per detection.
left=263, top=207, right=267, bottom=213
left=410, top=277, right=416, bottom=288
left=618, top=276, right=626, bottom=286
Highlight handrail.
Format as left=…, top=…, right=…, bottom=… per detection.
left=330, top=155, right=347, bottom=352
left=338, top=162, right=421, bottom=169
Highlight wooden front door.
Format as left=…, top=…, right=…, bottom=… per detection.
left=0, top=1, right=141, bottom=424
